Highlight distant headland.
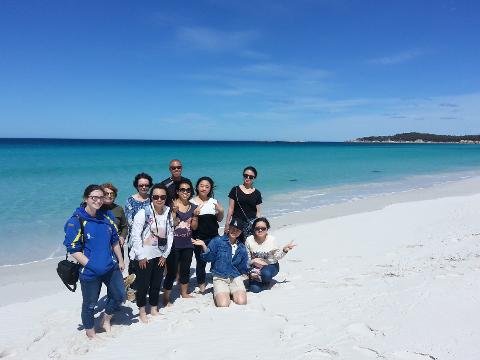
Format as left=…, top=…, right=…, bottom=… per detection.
left=349, top=132, right=480, bottom=144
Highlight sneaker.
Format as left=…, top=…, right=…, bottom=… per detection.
left=123, top=274, right=136, bottom=289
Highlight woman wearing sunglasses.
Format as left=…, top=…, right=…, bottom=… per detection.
left=101, top=183, right=128, bottom=259
left=162, top=179, right=199, bottom=305
left=224, top=166, right=262, bottom=240
left=245, top=217, right=296, bottom=293
left=129, top=183, right=173, bottom=323
left=125, top=173, right=153, bottom=248
left=63, top=185, right=125, bottom=338
left=190, top=176, right=224, bottom=293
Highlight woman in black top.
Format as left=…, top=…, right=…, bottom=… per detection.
left=224, top=166, right=262, bottom=240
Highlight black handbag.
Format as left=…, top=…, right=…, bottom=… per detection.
left=57, top=258, right=81, bottom=292
left=57, top=215, right=85, bottom=292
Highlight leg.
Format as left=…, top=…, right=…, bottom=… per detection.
left=101, top=268, right=126, bottom=331
left=80, top=277, right=102, bottom=338
left=231, top=276, right=247, bottom=305
left=148, top=258, right=165, bottom=315
left=249, top=280, right=264, bottom=293
left=212, top=277, right=231, bottom=307
left=179, top=248, right=194, bottom=298
left=194, top=244, right=207, bottom=292
left=134, top=260, right=153, bottom=323
left=260, top=263, right=280, bottom=287
left=162, top=249, right=177, bottom=306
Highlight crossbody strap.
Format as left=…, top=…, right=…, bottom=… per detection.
left=235, top=186, right=250, bottom=221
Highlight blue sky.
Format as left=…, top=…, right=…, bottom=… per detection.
left=0, top=0, right=479, bottom=141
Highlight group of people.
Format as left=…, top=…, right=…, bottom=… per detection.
left=63, top=159, right=296, bottom=338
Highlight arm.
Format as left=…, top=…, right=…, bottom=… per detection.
left=71, top=252, right=89, bottom=267
left=163, top=212, right=175, bottom=259
left=255, top=204, right=261, bottom=218
left=112, top=242, right=125, bottom=271
left=224, top=198, right=235, bottom=233
left=118, top=207, right=128, bottom=240
left=191, top=206, right=199, bottom=231
left=130, top=209, right=147, bottom=261
left=195, top=237, right=218, bottom=263
left=215, top=200, right=224, bottom=222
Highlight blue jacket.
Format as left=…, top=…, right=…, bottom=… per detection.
left=200, top=235, right=249, bottom=278
left=63, top=207, right=119, bottom=281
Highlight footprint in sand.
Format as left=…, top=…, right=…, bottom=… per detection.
left=347, top=323, right=385, bottom=339
left=353, top=345, right=384, bottom=358
left=304, top=346, right=339, bottom=358
left=0, top=349, right=16, bottom=359
left=390, top=350, right=438, bottom=360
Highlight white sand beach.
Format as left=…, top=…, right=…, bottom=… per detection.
left=1, top=177, right=479, bottom=360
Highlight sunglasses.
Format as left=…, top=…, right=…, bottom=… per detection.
left=104, top=191, right=116, bottom=198
left=138, top=184, right=151, bottom=188
left=152, top=194, right=167, bottom=201
left=178, top=187, right=191, bottom=193
left=243, top=174, right=255, bottom=180
left=254, top=227, right=267, bottom=232
left=170, top=166, right=182, bottom=170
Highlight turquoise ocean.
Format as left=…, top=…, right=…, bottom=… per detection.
left=1, top=139, right=480, bottom=266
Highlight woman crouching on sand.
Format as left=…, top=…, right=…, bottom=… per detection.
left=192, top=218, right=249, bottom=307
left=246, top=217, right=296, bottom=293
left=129, top=184, right=173, bottom=323
left=63, top=185, right=126, bottom=339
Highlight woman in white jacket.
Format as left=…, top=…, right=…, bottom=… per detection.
left=129, top=183, right=173, bottom=323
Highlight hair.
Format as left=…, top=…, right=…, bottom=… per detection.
left=175, top=179, right=194, bottom=200
left=81, top=184, right=104, bottom=207
left=149, top=183, right=168, bottom=201
left=195, top=176, right=215, bottom=198
left=133, top=172, right=153, bottom=189
left=243, top=166, right=258, bottom=178
left=169, top=159, right=182, bottom=166
left=101, top=182, right=118, bottom=196
left=252, top=217, right=270, bottom=230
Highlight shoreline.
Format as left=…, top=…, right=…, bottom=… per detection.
left=1, top=174, right=479, bottom=303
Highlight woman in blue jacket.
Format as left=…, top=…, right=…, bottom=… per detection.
left=64, top=184, right=126, bottom=339
left=192, top=218, right=249, bottom=307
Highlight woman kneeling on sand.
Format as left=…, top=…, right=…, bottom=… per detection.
left=192, top=218, right=249, bottom=307
left=246, top=217, right=296, bottom=293
left=63, top=185, right=126, bottom=339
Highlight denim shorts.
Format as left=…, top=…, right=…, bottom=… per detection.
left=213, top=275, right=246, bottom=295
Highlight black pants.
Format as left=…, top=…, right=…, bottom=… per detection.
left=163, top=247, right=193, bottom=290
left=193, top=237, right=213, bottom=285
left=134, top=258, right=165, bottom=308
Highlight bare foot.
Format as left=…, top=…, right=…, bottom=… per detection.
left=101, top=313, right=113, bottom=332
left=181, top=293, right=194, bottom=298
left=85, top=328, right=97, bottom=339
left=180, top=284, right=193, bottom=299
left=139, top=307, right=149, bottom=324
left=150, top=306, right=160, bottom=316
left=198, top=283, right=206, bottom=294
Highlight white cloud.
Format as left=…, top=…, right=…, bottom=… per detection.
left=176, top=26, right=258, bottom=52
left=368, top=49, right=425, bottom=65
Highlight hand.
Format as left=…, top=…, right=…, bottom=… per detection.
left=139, top=258, right=148, bottom=269
left=193, top=204, right=203, bottom=216
left=214, top=201, right=223, bottom=214
left=172, top=202, right=179, bottom=214
left=118, top=260, right=125, bottom=272
left=191, top=239, right=206, bottom=248
left=252, top=258, right=268, bottom=268
left=283, top=241, right=297, bottom=253
left=223, top=225, right=229, bottom=235
left=119, top=236, right=125, bottom=247
left=158, top=256, right=166, bottom=267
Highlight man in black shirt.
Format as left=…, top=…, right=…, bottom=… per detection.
left=160, top=159, right=191, bottom=206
